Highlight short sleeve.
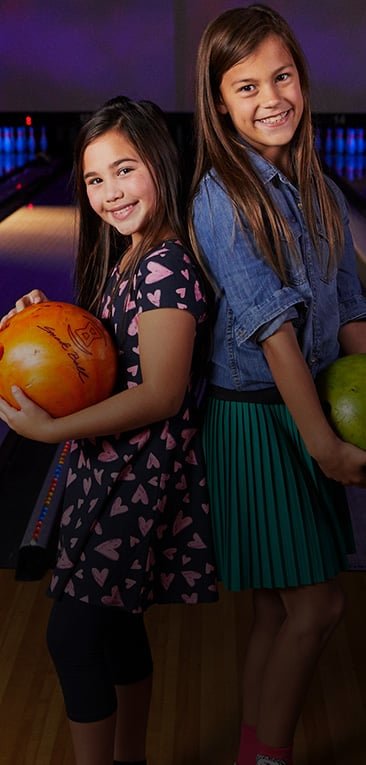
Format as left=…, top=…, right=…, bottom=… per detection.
left=193, top=174, right=306, bottom=343
left=133, top=241, right=207, bottom=323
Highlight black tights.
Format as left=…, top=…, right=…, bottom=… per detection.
left=47, top=596, right=153, bottom=723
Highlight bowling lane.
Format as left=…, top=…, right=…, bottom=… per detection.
left=0, top=171, right=76, bottom=446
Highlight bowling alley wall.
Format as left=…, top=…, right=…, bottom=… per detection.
left=0, top=0, right=365, bottom=113
left=0, top=0, right=366, bottom=198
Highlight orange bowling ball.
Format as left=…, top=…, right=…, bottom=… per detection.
left=0, top=301, right=118, bottom=417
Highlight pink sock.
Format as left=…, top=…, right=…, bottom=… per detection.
left=236, top=723, right=257, bottom=765
left=255, top=738, right=293, bottom=765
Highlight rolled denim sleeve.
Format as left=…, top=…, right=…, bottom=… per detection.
left=193, top=174, right=306, bottom=344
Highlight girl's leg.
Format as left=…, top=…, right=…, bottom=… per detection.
left=68, top=675, right=153, bottom=765
left=47, top=598, right=153, bottom=765
left=68, top=676, right=152, bottom=765
left=242, top=589, right=286, bottom=726
left=68, top=715, right=116, bottom=765
left=237, top=590, right=286, bottom=763
left=256, top=579, right=345, bottom=748
left=104, top=610, right=153, bottom=762
left=113, top=676, right=153, bottom=762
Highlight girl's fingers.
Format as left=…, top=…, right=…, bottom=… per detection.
left=15, top=289, right=48, bottom=310
left=0, top=290, right=48, bottom=329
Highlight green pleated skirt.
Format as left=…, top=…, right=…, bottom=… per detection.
left=203, top=396, right=354, bottom=590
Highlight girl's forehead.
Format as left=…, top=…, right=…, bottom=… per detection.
left=87, top=128, right=135, bottom=154
left=233, top=34, right=291, bottom=64
left=82, top=129, right=140, bottom=168
left=222, top=35, right=295, bottom=79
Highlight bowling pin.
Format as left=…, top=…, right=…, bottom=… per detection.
left=16, top=152, right=27, bottom=169
left=335, top=127, right=344, bottom=153
left=345, top=155, right=356, bottom=181
left=314, top=127, right=321, bottom=151
left=346, top=128, right=356, bottom=155
left=356, top=127, right=365, bottom=154
left=3, top=127, right=13, bottom=153
left=355, top=155, right=365, bottom=179
left=16, top=126, right=26, bottom=153
left=325, top=127, right=333, bottom=153
left=3, top=153, right=15, bottom=174
left=334, top=153, right=344, bottom=176
left=27, top=125, right=36, bottom=156
left=40, top=126, right=48, bottom=153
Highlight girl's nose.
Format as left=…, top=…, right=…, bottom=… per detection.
left=105, top=180, right=123, bottom=203
left=262, top=82, right=281, bottom=107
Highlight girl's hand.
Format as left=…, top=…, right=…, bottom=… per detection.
left=0, top=289, right=48, bottom=329
left=262, top=322, right=366, bottom=486
left=315, top=438, right=366, bottom=488
left=0, top=386, right=58, bottom=443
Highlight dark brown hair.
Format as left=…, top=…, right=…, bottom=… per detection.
left=189, top=4, right=343, bottom=282
left=73, top=96, right=188, bottom=311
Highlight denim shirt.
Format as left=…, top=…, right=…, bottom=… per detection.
left=192, top=148, right=366, bottom=390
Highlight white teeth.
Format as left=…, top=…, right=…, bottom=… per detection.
left=259, top=110, right=288, bottom=125
left=111, top=204, right=134, bottom=217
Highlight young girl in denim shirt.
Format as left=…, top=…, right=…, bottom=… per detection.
left=190, top=5, right=366, bottom=764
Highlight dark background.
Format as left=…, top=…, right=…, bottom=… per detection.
left=0, top=0, right=365, bottom=114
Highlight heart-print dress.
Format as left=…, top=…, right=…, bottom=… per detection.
left=49, top=240, right=218, bottom=612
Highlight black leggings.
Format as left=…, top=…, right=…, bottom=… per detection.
left=47, top=596, right=153, bottom=723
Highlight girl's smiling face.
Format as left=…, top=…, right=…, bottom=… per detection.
left=83, top=128, right=157, bottom=247
left=217, top=34, right=304, bottom=172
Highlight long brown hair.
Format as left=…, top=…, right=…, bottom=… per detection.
left=189, top=4, right=344, bottom=282
left=73, top=96, right=188, bottom=312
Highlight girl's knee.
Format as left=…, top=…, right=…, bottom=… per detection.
left=283, top=581, right=346, bottom=640
left=253, top=588, right=286, bottom=631
left=316, top=584, right=346, bottom=635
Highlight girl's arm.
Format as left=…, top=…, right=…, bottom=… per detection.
left=338, top=320, right=366, bottom=354
left=261, top=321, right=366, bottom=487
left=0, top=308, right=196, bottom=444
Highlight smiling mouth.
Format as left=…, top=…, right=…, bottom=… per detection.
left=109, top=203, right=137, bottom=219
left=257, top=109, right=291, bottom=126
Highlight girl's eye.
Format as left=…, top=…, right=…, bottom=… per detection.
left=87, top=177, right=102, bottom=186
left=239, top=84, right=255, bottom=93
left=277, top=72, right=289, bottom=82
left=118, top=166, right=132, bottom=176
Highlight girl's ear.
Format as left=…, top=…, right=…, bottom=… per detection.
left=216, top=97, right=228, bottom=115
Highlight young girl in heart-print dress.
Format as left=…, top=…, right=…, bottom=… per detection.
left=0, top=96, right=217, bottom=765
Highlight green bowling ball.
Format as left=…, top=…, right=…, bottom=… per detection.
left=317, top=353, right=366, bottom=449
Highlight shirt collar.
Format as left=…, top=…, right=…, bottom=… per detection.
left=236, top=138, right=293, bottom=187
left=244, top=144, right=288, bottom=185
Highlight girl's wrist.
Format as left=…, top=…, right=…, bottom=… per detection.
left=305, top=427, right=341, bottom=462
left=40, top=416, right=68, bottom=444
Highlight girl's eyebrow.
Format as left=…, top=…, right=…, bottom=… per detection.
left=83, top=157, right=138, bottom=181
left=231, top=62, right=295, bottom=86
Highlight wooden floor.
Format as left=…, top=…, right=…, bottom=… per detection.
left=1, top=571, right=366, bottom=765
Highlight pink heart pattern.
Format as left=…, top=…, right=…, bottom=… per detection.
left=145, top=261, right=174, bottom=284
left=92, top=567, right=109, bottom=587
left=49, top=241, right=217, bottom=611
